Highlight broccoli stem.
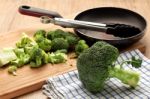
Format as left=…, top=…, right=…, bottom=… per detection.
left=109, top=65, right=140, bottom=88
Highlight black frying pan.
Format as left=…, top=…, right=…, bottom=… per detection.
left=19, top=5, right=147, bottom=47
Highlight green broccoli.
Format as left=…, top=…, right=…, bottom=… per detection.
left=29, top=46, right=49, bottom=68
left=16, top=33, right=37, bottom=48
left=8, top=65, right=17, bottom=76
left=47, top=29, right=79, bottom=49
left=33, top=30, right=52, bottom=51
left=11, top=48, right=30, bottom=67
left=37, top=38, right=51, bottom=52
left=75, top=40, right=89, bottom=55
left=77, top=41, right=142, bottom=93
left=65, top=35, right=79, bottom=48
left=48, top=52, right=67, bottom=64
left=34, top=30, right=46, bottom=38
left=47, top=29, right=67, bottom=40
left=51, top=38, right=69, bottom=51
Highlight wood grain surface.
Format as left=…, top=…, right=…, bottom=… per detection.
left=0, top=0, right=149, bottom=98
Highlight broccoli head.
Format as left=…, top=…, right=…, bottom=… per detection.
left=75, top=40, right=89, bottom=56
left=51, top=38, right=69, bottom=51
left=77, top=41, right=141, bottom=93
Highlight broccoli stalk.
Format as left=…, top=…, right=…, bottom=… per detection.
left=109, top=65, right=140, bottom=88
left=77, top=41, right=142, bottom=93
left=109, top=56, right=142, bottom=88
left=0, top=48, right=17, bottom=67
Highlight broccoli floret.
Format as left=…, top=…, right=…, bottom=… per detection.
left=47, top=29, right=79, bottom=49
left=48, top=52, right=67, bottom=64
left=37, top=38, right=51, bottom=52
left=29, top=46, right=48, bottom=67
left=75, top=40, right=89, bottom=56
left=33, top=30, right=52, bottom=52
left=77, top=41, right=142, bottom=93
left=34, top=30, right=46, bottom=38
left=47, top=29, right=66, bottom=40
left=66, top=35, right=79, bottom=48
left=11, top=48, right=30, bottom=67
left=29, top=46, right=43, bottom=67
left=51, top=38, right=69, bottom=51
left=16, top=33, right=37, bottom=48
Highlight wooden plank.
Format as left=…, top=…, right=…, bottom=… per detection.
left=0, top=25, right=146, bottom=99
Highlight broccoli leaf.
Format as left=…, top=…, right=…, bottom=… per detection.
left=130, top=56, right=142, bottom=68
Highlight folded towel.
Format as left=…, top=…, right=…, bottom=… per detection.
left=42, top=49, right=150, bottom=99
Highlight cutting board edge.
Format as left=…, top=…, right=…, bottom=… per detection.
left=0, top=67, right=77, bottom=99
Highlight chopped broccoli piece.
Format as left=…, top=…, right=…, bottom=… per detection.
left=48, top=52, right=67, bottom=64
left=37, top=38, right=51, bottom=52
left=42, top=50, right=49, bottom=64
left=0, top=48, right=17, bottom=67
left=16, top=33, right=37, bottom=48
left=47, top=29, right=66, bottom=40
left=75, top=40, right=89, bottom=56
left=8, top=65, right=17, bottom=76
left=66, top=35, right=79, bottom=47
left=47, top=29, right=79, bottom=49
left=33, top=30, right=52, bottom=52
left=29, top=46, right=43, bottom=67
left=77, top=41, right=142, bottom=93
left=29, top=46, right=48, bottom=67
left=51, top=38, right=69, bottom=51
left=34, top=30, right=46, bottom=38
left=11, top=48, right=30, bottom=67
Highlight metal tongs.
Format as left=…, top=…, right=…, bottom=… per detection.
left=40, top=16, right=141, bottom=38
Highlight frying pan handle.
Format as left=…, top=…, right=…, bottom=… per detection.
left=19, top=5, right=63, bottom=18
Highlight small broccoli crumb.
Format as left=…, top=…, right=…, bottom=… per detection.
left=8, top=66, right=17, bottom=76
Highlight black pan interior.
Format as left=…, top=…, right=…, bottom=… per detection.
left=74, top=7, right=146, bottom=46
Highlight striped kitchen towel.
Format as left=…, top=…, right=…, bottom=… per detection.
left=42, top=49, right=150, bottom=99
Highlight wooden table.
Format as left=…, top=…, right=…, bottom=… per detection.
left=0, top=0, right=149, bottom=98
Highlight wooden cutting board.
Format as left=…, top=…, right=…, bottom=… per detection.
left=0, top=24, right=146, bottom=99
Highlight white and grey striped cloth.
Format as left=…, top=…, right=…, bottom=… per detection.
left=42, top=50, right=150, bottom=99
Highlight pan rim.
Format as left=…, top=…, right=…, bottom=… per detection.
left=74, top=7, right=147, bottom=41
